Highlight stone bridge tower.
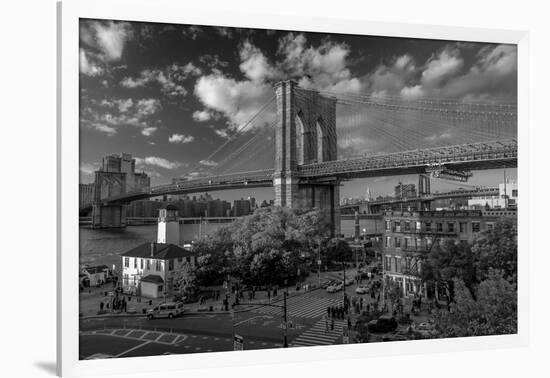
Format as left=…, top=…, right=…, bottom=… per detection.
left=273, top=80, right=341, bottom=235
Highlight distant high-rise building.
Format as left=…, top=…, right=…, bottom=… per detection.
left=365, top=187, right=372, bottom=201
left=79, top=183, right=95, bottom=207
left=394, top=182, right=416, bottom=199
left=233, top=198, right=252, bottom=217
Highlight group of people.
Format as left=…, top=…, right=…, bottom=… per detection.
left=99, top=293, right=127, bottom=313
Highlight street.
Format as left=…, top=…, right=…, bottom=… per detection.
left=79, top=272, right=379, bottom=359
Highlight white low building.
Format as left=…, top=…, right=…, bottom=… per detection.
left=120, top=204, right=196, bottom=298
left=468, top=181, right=518, bottom=209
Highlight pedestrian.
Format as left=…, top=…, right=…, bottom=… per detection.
left=267, top=290, right=271, bottom=300
left=327, top=306, right=331, bottom=318
left=325, top=316, right=329, bottom=333
left=100, top=301, right=104, bottom=311
left=331, top=316, right=335, bottom=331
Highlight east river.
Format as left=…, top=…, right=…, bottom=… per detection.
left=79, top=217, right=381, bottom=270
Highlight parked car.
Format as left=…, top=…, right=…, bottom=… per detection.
left=367, top=315, right=398, bottom=333
left=322, top=280, right=338, bottom=289
left=326, top=281, right=344, bottom=293
left=355, top=284, right=371, bottom=294
left=146, top=302, right=185, bottom=320
left=412, top=322, right=438, bottom=338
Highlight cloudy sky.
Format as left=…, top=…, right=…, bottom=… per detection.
left=79, top=19, right=517, bottom=202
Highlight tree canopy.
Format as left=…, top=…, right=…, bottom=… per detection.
left=191, top=206, right=332, bottom=287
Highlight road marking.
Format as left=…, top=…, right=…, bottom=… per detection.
left=115, top=341, right=151, bottom=357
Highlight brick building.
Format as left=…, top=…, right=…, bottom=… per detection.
left=382, top=208, right=517, bottom=297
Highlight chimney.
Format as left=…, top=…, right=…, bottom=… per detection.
left=150, top=242, right=156, bottom=257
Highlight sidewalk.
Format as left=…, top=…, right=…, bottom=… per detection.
left=79, top=268, right=362, bottom=319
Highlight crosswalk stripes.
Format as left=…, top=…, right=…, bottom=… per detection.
left=250, top=293, right=344, bottom=319
left=291, top=318, right=345, bottom=347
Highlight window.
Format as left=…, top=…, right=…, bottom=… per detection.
left=147, top=259, right=151, bottom=270
left=447, top=222, right=455, bottom=233
left=134, top=258, right=137, bottom=269
left=169, top=259, right=174, bottom=271
left=436, top=223, right=443, bottom=232
left=459, top=222, right=467, bottom=233
left=416, top=221, right=421, bottom=231
left=385, top=256, right=391, bottom=271
left=404, top=222, right=410, bottom=231
left=155, top=260, right=161, bottom=271
left=486, top=223, right=494, bottom=231
left=385, top=220, right=391, bottom=231
left=395, top=237, right=401, bottom=248
left=123, top=273, right=129, bottom=285
left=425, top=222, right=432, bottom=232
left=395, top=221, right=401, bottom=232
left=512, top=189, right=518, bottom=197
left=472, top=222, right=481, bottom=233
left=124, top=257, right=129, bottom=268
left=385, top=236, right=391, bottom=247
left=140, top=259, right=143, bottom=269
left=416, top=238, right=422, bottom=250
left=404, top=237, right=410, bottom=249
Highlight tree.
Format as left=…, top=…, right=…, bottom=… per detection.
left=197, top=206, right=331, bottom=287
left=433, top=269, right=517, bottom=337
left=173, top=261, right=198, bottom=300
left=421, top=238, right=475, bottom=301
left=472, top=220, right=517, bottom=283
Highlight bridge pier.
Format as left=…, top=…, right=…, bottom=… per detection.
left=273, top=80, right=340, bottom=236
left=91, top=203, right=127, bottom=229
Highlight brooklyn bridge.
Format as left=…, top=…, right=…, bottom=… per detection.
left=81, top=80, right=517, bottom=231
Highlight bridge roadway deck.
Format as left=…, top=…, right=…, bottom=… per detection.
left=82, top=140, right=517, bottom=209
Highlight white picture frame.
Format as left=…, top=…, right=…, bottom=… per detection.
left=58, top=0, right=529, bottom=376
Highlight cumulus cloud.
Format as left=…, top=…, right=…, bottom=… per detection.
left=194, top=73, right=274, bottom=129
left=192, top=109, right=213, bottom=122
left=141, top=127, right=157, bottom=136
left=121, top=63, right=201, bottom=97
left=239, top=41, right=277, bottom=82
left=168, top=134, right=195, bottom=144
left=80, top=97, right=162, bottom=135
left=214, top=128, right=230, bottom=139
left=79, top=20, right=133, bottom=76
left=79, top=49, right=104, bottom=76
left=421, top=48, right=464, bottom=88
left=199, top=159, right=219, bottom=167
left=135, top=156, right=184, bottom=169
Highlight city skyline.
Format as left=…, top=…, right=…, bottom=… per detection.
left=79, top=20, right=517, bottom=202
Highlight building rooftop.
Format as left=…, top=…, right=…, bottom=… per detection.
left=121, top=242, right=193, bottom=260
left=141, top=275, right=164, bottom=284
left=82, top=265, right=110, bottom=274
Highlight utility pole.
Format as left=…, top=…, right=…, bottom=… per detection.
left=283, top=291, right=288, bottom=348
left=317, top=240, right=321, bottom=288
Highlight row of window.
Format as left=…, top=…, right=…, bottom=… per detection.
left=384, top=235, right=472, bottom=250
left=123, top=256, right=192, bottom=271
left=384, top=219, right=484, bottom=234
left=384, top=255, right=422, bottom=274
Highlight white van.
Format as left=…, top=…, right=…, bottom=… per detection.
left=146, top=302, right=184, bottom=320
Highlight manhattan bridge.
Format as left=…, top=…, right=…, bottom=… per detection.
left=81, top=80, right=518, bottom=232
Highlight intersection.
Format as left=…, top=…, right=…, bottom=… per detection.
left=79, top=276, right=374, bottom=359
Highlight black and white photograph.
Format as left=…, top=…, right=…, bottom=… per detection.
left=77, top=18, right=518, bottom=360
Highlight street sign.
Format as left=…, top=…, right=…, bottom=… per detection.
left=317, top=259, right=322, bottom=266
left=233, top=334, right=244, bottom=351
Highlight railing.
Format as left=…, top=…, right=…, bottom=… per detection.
left=299, top=139, right=517, bottom=178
